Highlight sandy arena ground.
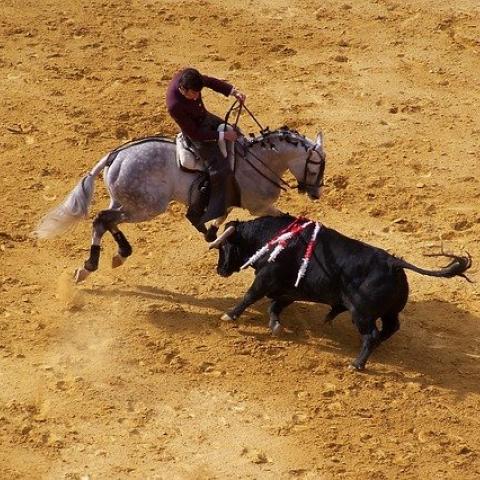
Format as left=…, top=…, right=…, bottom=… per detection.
left=1, top=0, right=480, bottom=478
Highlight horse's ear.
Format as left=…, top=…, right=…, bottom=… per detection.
left=315, top=131, right=324, bottom=150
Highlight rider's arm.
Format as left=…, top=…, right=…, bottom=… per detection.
left=201, top=75, right=233, bottom=97
left=202, top=75, right=246, bottom=103
left=169, top=104, right=219, bottom=142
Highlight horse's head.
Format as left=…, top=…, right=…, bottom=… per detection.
left=285, top=130, right=326, bottom=200
left=241, top=127, right=326, bottom=201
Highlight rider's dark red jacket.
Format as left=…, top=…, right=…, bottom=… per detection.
left=166, top=69, right=233, bottom=142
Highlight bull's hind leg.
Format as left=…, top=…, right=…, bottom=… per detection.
left=351, top=314, right=381, bottom=371
left=379, top=311, right=400, bottom=342
left=75, top=209, right=130, bottom=283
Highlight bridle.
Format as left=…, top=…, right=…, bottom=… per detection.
left=298, top=145, right=326, bottom=194
left=223, top=101, right=325, bottom=194
left=239, top=129, right=325, bottom=194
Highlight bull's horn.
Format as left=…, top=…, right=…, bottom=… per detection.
left=208, top=225, right=236, bottom=249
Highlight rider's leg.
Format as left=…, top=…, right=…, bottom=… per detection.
left=200, top=146, right=232, bottom=223
left=187, top=113, right=238, bottom=227
left=185, top=175, right=209, bottom=234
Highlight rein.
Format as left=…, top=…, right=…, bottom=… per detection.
left=225, top=100, right=266, bottom=133
left=224, top=101, right=325, bottom=193
left=237, top=141, right=290, bottom=191
left=224, top=101, right=289, bottom=190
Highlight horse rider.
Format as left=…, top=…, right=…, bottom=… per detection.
left=166, top=67, right=246, bottom=233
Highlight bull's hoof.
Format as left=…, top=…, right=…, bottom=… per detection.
left=271, top=323, right=284, bottom=337
left=112, top=254, right=126, bottom=269
left=221, top=313, right=234, bottom=322
left=74, top=267, right=91, bottom=284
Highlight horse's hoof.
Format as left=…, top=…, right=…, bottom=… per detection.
left=204, top=225, right=219, bottom=242
left=271, top=323, right=284, bottom=337
left=221, top=313, right=234, bottom=322
left=112, top=254, right=126, bottom=269
left=74, top=268, right=91, bottom=284
left=348, top=362, right=365, bottom=372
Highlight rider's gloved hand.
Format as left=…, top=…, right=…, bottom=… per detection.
left=230, top=88, right=246, bottom=104
left=224, top=130, right=239, bottom=142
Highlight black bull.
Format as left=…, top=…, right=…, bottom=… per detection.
left=209, top=215, right=472, bottom=370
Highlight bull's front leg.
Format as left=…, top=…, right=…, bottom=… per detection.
left=268, top=298, right=293, bottom=336
left=221, top=270, right=273, bottom=323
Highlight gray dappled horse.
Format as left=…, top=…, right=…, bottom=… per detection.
left=35, top=127, right=326, bottom=282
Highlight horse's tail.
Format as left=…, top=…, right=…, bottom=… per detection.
left=34, top=154, right=111, bottom=239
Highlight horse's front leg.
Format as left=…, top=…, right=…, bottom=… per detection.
left=259, top=205, right=284, bottom=217
left=205, top=209, right=231, bottom=242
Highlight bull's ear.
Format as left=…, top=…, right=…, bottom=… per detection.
left=208, top=225, right=236, bottom=249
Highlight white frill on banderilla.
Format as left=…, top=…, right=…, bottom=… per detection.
left=240, top=218, right=322, bottom=287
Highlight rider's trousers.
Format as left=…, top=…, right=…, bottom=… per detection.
left=187, top=114, right=238, bottom=225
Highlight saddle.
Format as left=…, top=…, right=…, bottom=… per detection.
left=175, top=124, right=236, bottom=172
left=176, top=133, right=205, bottom=172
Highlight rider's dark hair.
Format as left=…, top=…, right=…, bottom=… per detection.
left=179, top=68, right=204, bottom=91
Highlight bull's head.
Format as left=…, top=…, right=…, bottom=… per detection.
left=208, top=224, right=242, bottom=277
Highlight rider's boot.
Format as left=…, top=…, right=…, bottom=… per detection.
left=186, top=177, right=210, bottom=235
left=199, top=167, right=239, bottom=225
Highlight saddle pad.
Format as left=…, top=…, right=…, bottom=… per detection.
left=176, top=125, right=236, bottom=172
left=176, top=133, right=205, bottom=171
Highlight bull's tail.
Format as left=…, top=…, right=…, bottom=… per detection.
left=394, top=252, right=473, bottom=282
left=34, top=154, right=111, bottom=239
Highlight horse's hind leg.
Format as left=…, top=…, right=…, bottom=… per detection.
left=111, top=228, right=132, bottom=268
left=75, top=212, right=108, bottom=283
left=92, top=209, right=133, bottom=268
left=75, top=209, right=129, bottom=282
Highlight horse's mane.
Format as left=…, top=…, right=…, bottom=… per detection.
left=245, top=126, right=311, bottom=151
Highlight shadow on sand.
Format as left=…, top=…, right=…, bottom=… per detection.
left=86, top=284, right=480, bottom=395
